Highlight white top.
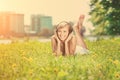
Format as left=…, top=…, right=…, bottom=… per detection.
left=75, top=45, right=90, bottom=55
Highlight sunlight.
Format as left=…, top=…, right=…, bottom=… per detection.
left=0, top=1, right=6, bottom=11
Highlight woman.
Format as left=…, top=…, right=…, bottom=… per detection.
left=51, top=15, right=89, bottom=56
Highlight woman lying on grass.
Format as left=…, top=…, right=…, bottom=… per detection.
left=51, top=15, right=89, bottom=56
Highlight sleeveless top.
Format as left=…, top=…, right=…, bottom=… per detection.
left=75, top=45, right=90, bottom=55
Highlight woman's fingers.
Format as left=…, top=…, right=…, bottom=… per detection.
left=67, top=33, right=73, bottom=41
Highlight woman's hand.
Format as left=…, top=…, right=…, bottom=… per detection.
left=65, top=32, right=73, bottom=43
left=54, top=32, right=61, bottom=43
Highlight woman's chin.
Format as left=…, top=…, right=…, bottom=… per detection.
left=60, top=38, right=65, bottom=42
left=60, top=38, right=67, bottom=42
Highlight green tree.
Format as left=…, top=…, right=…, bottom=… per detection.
left=89, top=0, right=120, bottom=35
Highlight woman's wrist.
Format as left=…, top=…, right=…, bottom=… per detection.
left=65, top=41, right=69, bottom=44
left=57, top=40, right=61, bottom=44
left=65, top=40, right=68, bottom=44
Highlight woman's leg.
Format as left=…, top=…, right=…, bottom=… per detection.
left=73, top=15, right=87, bottom=49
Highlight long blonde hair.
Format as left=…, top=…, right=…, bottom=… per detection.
left=55, top=21, right=73, bottom=34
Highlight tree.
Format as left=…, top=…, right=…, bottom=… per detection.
left=89, top=0, right=120, bottom=35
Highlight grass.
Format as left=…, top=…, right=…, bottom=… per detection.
left=0, top=38, right=120, bottom=80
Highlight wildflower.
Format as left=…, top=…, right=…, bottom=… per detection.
left=96, top=64, right=102, bottom=69
left=113, top=60, right=119, bottom=65
left=21, top=52, right=26, bottom=56
left=28, top=57, right=33, bottom=62
left=41, top=67, right=45, bottom=72
left=92, top=54, right=97, bottom=58
left=58, top=70, right=68, bottom=77
left=29, top=69, right=33, bottom=76
left=22, top=56, right=28, bottom=61
left=12, top=63, right=17, bottom=68
left=108, top=58, right=113, bottom=62
left=12, top=63, right=17, bottom=70
left=54, top=68, right=59, bottom=74
left=115, top=72, right=120, bottom=78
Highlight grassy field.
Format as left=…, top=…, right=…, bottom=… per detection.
left=0, top=38, right=120, bottom=80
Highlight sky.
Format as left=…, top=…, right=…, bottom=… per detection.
left=0, top=0, right=91, bottom=24
left=0, top=0, right=94, bottom=34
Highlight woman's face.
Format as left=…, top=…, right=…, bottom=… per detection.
left=57, top=26, right=69, bottom=41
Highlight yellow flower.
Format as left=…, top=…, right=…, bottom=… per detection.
left=92, top=54, right=97, bottom=58
left=12, top=63, right=17, bottom=68
left=41, top=67, right=45, bottom=72
left=58, top=70, right=68, bottom=77
left=12, top=63, right=17, bottom=69
left=22, top=56, right=28, bottom=61
left=108, top=58, right=113, bottom=62
left=29, top=69, right=33, bottom=76
left=28, top=57, right=33, bottom=62
left=113, top=60, right=119, bottom=65
left=96, top=64, right=102, bottom=69
left=115, top=72, right=120, bottom=78
left=54, top=68, right=59, bottom=74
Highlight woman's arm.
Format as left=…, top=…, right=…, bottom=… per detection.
left=65, top=42, right=69, bottom=56
left=70, top=36, right=77, bottom=55
left=64, top=33, right=76, bottom=55
left=51, top=35, right=62, bottom=56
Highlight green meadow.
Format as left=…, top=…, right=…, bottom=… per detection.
left=0, top=38, right=120, bottom=80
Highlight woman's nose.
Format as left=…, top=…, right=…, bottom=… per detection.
left=61, top=32, right=64, bottom=35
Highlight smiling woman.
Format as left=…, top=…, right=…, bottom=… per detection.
left=51, top=15, right=89, bottom=56
left=56, top=21, right=73, bottom=41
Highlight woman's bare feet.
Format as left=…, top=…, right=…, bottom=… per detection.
left=73, top=15, right=85, bottom=35
left=78, top=15, right=85, bottom=31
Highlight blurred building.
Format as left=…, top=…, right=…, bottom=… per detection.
left=0, top=12, right=24, bottom=36
left=31, top=15, right=53, bottom=35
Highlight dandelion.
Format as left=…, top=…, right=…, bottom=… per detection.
left=92, top=54, right=97, bottom=58
left=96, top=64, right=102, bottom=69
left=113, top=60, right=119, bottom=65
left=115, top=72, right=120, bottom=78
left=12, top=63, right=17, bottom=68
left=28, top=57, right=33, bottom=62
left=21, top=52, right=26, bottom=56
left=108, top=58, right=113, bottom=62
left=29, top=69, right=33, bottom=76
left=12, top=63, right=17, bottom=70
left=22, top=56, right=28, bottom=61
left=54, top=67, right=59, bottom=74
left=58, top=70, right=68, bottom=77
left=41, top=67, right=45, bottom=72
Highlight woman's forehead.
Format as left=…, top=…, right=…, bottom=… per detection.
left=58, top=26, right=69, bottom=30
left=57, top=21, right=71, bottom=27
left=57, top=25, right=69, bottom=30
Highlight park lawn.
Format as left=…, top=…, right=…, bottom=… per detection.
left=0, top=38, right=120, bottom=80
